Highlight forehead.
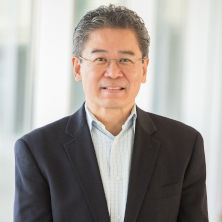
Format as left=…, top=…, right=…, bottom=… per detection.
left=82, top=28, right=142, bottom=56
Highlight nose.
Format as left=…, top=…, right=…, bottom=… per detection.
left=104, top=60, right=123, bottom=79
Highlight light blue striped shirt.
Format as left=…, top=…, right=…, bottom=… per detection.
left=85, top=104, right=137, bottom=222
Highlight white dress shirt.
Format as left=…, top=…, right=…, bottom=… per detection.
left=85, top=104, right=137, bottom=222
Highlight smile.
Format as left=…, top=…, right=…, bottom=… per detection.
left=102, top=87, right=125, bottom=90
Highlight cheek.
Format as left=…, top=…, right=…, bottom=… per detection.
left=129, top=73, right=144, bottom=86
left=81, top=76, right=99, bottom=95
left=128, top=76, right=144, bottom=95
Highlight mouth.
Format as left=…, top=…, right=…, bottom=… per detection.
left=102, top=87, right=125, bottom=90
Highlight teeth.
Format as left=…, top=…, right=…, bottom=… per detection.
left=102, top=87, right=125, bottom=90
left=106, top=87, right=121, bottom=90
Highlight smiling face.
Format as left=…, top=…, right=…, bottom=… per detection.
left=72, top=28, right=149, bottom=114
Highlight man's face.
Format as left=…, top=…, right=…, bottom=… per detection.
left=72, top=28, right=149, bottom=112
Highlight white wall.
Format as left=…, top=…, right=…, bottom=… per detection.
left=32, top=0, right=74, bottom=128
left=182, top=0, right=222, bottom=220
left=128, top=0, right=157, bottom=111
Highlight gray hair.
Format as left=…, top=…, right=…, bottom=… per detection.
left=73, top=4, right=150, bottom=58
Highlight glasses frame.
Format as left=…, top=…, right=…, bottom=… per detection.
left=78, top=56, right=146, bottom=68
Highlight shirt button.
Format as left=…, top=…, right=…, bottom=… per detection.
left=116, top=215, right=121, bottom=220
left=116, top=176, right=121, bottom=181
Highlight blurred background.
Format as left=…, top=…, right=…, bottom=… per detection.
left=0, top=0, right=221, bottom=221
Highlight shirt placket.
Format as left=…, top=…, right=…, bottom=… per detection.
left=110, top=135, right=124, bottom=222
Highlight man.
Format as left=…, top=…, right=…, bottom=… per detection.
left=14, top=5, right=208, bottom=222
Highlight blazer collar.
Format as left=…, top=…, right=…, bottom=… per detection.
left=65, top=104, right=87, bottom=138
left=124, top=106, right=160, bottom=222
left=64, top=104, right=110, bottom=222
left=136, top=106, right=157, bottom=135
left=65, top=105, right=157, bottom=137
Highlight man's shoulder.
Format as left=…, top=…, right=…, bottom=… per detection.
left=138, top=108, right=201, bottom=139
left=150, top=112, right=196, bottom=130
left=18, top=115, right=72, bottom=144
left=18, top=105, right=86, bottom=143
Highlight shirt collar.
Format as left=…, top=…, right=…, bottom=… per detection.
left=85, top=103, right=137, bottom=134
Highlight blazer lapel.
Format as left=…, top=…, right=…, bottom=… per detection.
left=63, top=105, right=110, bottom=222
left=124, top=107, right=160, bottom=222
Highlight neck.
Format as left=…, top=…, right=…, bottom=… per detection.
left=86, top=103, right=134, bottom=136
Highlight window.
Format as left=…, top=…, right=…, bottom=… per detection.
left=0, top=0, right=33, bottom=220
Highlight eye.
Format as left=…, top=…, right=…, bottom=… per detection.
left=93, top=57, right=107, bottom=64
left=119, top=58, right=133, bottom=64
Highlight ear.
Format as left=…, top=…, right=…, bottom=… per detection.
left=72, top=57, right=82, bottom=82
left=141, top=58, right=149, bottom=83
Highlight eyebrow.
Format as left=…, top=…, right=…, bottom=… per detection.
left=91, top=49, right=135, bottom=56
left=91, top=49, right=108, bottom=53
left=118, top=50, right=135, bottom=56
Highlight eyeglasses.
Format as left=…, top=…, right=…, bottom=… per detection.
left=79, top=56, right=145, bottom=70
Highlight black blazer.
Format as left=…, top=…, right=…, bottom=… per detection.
left=14, top=104, right=208, bottom=222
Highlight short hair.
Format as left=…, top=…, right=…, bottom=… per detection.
left=73, top=4, right=150, bottom=58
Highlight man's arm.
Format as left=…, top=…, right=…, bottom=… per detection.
left=14, top=139, right=52, bottom=222
left=178, top=132, right=208, bottom=221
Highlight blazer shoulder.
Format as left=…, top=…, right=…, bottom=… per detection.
left=140, top=109, right=202, bottom=139
left=17, top=114, right=73, bottom=144
left=15, top=104, right=87, bottom=153
left=151, top=112, right=197, bottom=130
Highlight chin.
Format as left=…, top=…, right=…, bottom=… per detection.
left=99, top=100, right=132, bottom=110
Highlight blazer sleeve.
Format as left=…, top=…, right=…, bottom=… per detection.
left=177, top=132, right=209, bottom=221
left=14, top=139, right=53, bottom=222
